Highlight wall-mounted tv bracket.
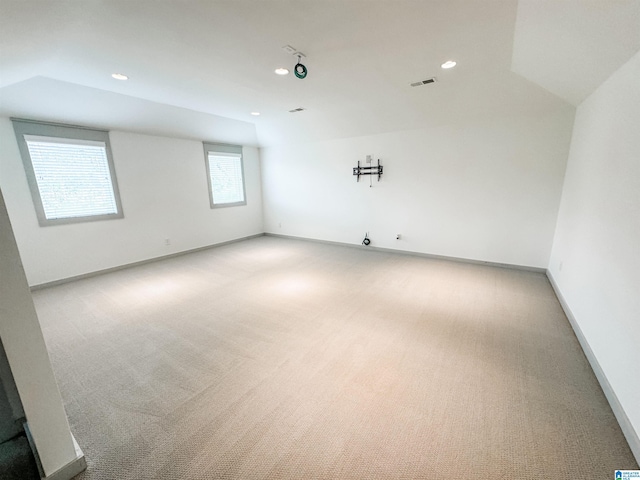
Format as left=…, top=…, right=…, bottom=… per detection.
left=353, top=158, right=383, bottom=183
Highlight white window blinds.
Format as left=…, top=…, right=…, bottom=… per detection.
left=207, top=152, right=245, bottom=205
left=24, top=135, right=119, bottom=220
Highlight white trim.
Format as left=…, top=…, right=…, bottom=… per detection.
left=24, top=424, right=86, bottom=480
left=546, top=270, right=640, bottom=464
left=43, top=435, right=86, bottom=480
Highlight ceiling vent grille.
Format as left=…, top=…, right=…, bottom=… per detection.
left=288, top=107, right=305, bottom=113
left=410, top=77, right=437, bottom=87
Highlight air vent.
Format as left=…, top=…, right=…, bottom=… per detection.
left=288, top=107, right=305, bottom=113
left=410, top=77, right=437, bottom=87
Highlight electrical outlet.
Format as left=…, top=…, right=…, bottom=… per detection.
left=164, top=238, right=171, bottom=246
left=559, top=261, right=563, bottom=272
left=278, top=222, right=282, bottom=228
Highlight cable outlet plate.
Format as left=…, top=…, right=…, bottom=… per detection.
left=282, top=45, right=305, bottom=58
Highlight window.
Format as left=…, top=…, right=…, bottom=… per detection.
left=203, top=142, right=246, bottom=208
left=12, top=119, right=123, bottom=226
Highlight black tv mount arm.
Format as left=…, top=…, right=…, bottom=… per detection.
left=353, top=159, right=383, bottom=182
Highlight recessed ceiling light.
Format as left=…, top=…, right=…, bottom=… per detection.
left=275, top=68, right=289, bottom=75
left=441, top=61, right=457, bottom=69
left=111, top=73, right=129, bottom=80
left=251, top=112, right=261, bottom=116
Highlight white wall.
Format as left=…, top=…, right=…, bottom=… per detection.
left=548, top=51, right=640, bottom=459
left=0, top=189, right=80, bottom=477
left=0, top=338, right=25, bottom=443
left=261, top=109, right=574, bottom=268
left=0, top=118, right=263, bottom=286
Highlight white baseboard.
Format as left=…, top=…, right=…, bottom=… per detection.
left=546, top=270, right=640, bottom=465
left=24, top=423, right=87, bottom=480
left=43, top=435, right=87, bottom=480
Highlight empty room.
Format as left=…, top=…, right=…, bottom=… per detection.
left=0, top=1, right=639, bottom=479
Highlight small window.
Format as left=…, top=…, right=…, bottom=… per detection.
left=12, top=119, right=123, bottom=226
left=203, top=142, right=246, bottom=208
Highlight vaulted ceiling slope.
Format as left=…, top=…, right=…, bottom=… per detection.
left=512, top=0, right=640, bottom=106
left=1, top=1, right=638, bottom=146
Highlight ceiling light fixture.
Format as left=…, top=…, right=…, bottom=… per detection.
left=251, top=112, right=261, bottom=116
left=111, top=73, right=129, bottom=80
left=275, top=68, right=289, bottom=75
left=441, top=61, right=457, bottom=69
left=294, top=55, right=307, bottom=79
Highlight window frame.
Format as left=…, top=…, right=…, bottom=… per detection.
left=12, top=118, right=124, bottom=227
left=203, top=142, right=247, bottom=208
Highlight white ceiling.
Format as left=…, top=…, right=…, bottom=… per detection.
left=512, top=0, right=640, bottom=106
left=1, top=0, right=638, bottom=146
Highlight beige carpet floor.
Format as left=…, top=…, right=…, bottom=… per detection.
left=32, top=236, right=637, bottom=479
